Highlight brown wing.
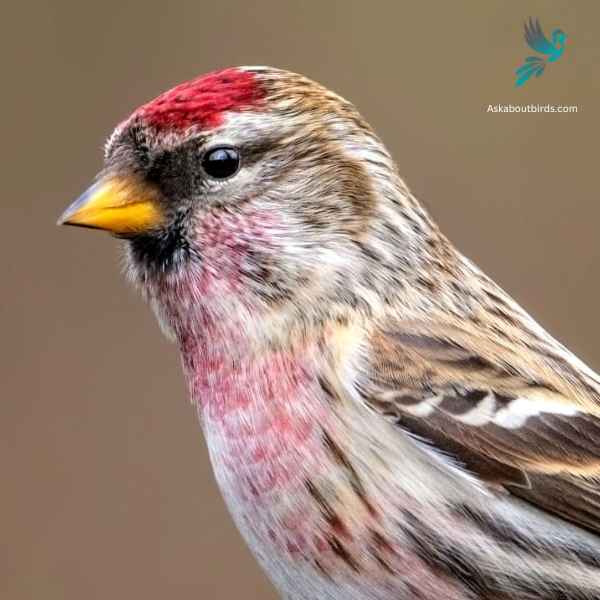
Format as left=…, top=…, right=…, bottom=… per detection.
left=361, top=314, right=600, bottom=534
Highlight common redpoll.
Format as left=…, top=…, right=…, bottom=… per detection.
left=59, top=67, right=600, bottom=599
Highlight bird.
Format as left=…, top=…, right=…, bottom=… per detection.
left=515, top=18, right=567, bottom=87
left=59, top=66, right=600, bottom=599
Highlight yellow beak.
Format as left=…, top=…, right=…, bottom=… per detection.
left=58, top=177, right=165, bottom=234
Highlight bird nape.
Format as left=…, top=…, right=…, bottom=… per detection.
left=59, top=66, right=600, bottom=600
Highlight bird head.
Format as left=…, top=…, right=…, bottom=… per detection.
left=59, top=67, right=435, bottom=341
left=552, top=29, right=567, bottom=47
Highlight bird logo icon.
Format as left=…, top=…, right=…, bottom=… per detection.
left=515, top=18, right=567, bottom=87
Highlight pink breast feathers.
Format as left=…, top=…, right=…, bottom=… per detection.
left=136, top=67, right=266, bottom=131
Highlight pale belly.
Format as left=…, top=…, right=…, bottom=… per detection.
left=184, top=342, right=600, bottom=600
left=197, top=374, right=474, bottom=600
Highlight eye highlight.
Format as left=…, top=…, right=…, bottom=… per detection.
left=201, top=146, right=241, bottom=180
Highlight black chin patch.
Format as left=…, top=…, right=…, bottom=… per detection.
left=127, top=224, right=194, bottom=273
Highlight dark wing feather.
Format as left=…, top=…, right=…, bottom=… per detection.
left=513, top=473, right=600, bottom=534
left=363, top=311, right=600, bottom=534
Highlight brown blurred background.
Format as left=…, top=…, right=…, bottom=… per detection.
left=2, top=1, right=598, bottom=598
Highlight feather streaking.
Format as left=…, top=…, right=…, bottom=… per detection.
left=63, top=67, right=600, bottom=599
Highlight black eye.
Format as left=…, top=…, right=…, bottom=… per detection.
left=201, top=147, right=240, bottom=179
